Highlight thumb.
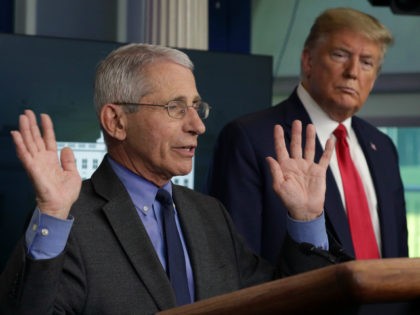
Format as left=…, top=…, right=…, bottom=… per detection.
left=60, top=147, right=78, bottom=172
left=266, top=156, right=284, bottom=192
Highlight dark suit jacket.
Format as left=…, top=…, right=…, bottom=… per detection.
left=0, top=157, right=335, bottom=314
left=207, top=89, right=408, bottom=265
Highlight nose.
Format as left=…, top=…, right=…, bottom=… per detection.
left=185, top=107, right=206, bottom=135
left=344, top=57, right=359, bottom=79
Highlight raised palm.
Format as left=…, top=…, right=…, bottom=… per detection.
left=11, top=110, right=82, bottom=219
left=266, top=120, right=334, bottom=221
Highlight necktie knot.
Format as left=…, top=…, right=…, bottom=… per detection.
left=156, top=189, right=172, bottom=206
left=333, top=124, right=347, bottom=140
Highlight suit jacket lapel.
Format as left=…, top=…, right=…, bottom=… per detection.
left=281, top=90, right=313, bottom=131
left=351, top=118, right=398, bottom=256
left=91, top=158, right=176, bottom=310
left=171, top=187, right=210, bottom=300
left=172, top=186, right=235, bottom=301
left=323, top=168, right=354, bottom=254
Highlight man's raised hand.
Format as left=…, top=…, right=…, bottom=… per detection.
left=11, top=110, right=81, bottom=219
left=266, top=120, right=334, bottom=221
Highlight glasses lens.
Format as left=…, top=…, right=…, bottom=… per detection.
left=166, top=101, right=210, bottom=119
left=197, top=102, right=210, bottom=119
left=167, top=101, right=186, bottom=119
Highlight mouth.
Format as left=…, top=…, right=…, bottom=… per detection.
left=338, top=86, right=357, bottom=95
left=181, top=146, right=195, bottom=152
left=173, top=145, right=196, bottom=156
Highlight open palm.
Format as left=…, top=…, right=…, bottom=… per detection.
left=11, top=110, right=82, bottom=220
left=266, top=120, right=334, bottom=221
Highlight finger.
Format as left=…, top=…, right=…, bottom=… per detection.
left=40, top=113, right=57, bottom=152
left=18, top=112, right=39, bottom=156
left=273, top=124, right=289, bottom=162
left=266, top=156, right=284, bottom=189
left=11, top=130, right=33, bottom=167
left=290, top=120, right=302, bottom=159
left=304, top=123, right=316, bottom=162
left=318, top=136, right=335, bottom=169
left=60, top=147, right=78, bottom=172
left=27, top=110, right=47, bottom=152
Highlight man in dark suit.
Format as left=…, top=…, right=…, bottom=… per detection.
left=0, top=43, right=341, bottom=314
left=207, top=7, right=408, bottom=265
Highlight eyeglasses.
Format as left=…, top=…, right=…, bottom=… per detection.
left=113, top=100, right=211, bottom=120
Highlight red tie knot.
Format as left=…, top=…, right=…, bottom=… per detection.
left=334, top=124, right=347, bottom=140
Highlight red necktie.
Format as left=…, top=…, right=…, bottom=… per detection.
left=334, top=124, right=379, bottom=259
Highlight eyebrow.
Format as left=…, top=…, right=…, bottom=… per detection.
left=170, top=95, right=202, bottom=103
left=334, top=46, right=377, bottom=59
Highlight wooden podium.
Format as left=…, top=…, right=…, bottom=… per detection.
left=158, top=258, right=420, bottom=315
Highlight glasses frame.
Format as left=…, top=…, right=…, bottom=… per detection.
left=113, top=100, right=211, bottom=120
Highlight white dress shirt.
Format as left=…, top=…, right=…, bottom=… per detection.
left=297, top=84, right=382, bottom=255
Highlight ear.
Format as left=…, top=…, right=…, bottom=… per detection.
left=100, top=104, right=127, bottom=141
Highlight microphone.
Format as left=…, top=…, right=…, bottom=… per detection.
left=299, top=242, right=338, bottom=264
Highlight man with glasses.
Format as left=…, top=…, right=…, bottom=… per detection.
left=1, top=43, right=342, bottom=314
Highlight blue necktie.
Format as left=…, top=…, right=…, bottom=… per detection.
left=156, top=189, right=191, bottom=306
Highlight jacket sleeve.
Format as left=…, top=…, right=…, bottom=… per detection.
left=0, top=236, right=87, bottom=315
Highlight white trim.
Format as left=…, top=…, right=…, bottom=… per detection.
left=14, top=0, right=37, bottom=35
left=116, top=0, right=128, bottom=43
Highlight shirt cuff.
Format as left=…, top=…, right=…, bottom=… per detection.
left=287, top=211, right=329, bottom=250
left=25, top=208, right=74, bottom=259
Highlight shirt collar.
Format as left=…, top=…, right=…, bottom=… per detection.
left=107, top=156, right=172, bottom=214
left=297, top=83, right=352, bottom=147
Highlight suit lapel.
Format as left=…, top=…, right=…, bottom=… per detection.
left=323, top=168, right=354, bottom=254
left=351, top=119, right=398, bottom=256
left=91, top=159, right=176, bottom=310
left=171, top=187, right=209, bottom=300
left=172, top=186, right=231, bottom=301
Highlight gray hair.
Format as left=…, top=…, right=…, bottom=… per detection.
left=303, top=7, right=394, bottom=63
left=93, top=43, right=194, bottom=115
